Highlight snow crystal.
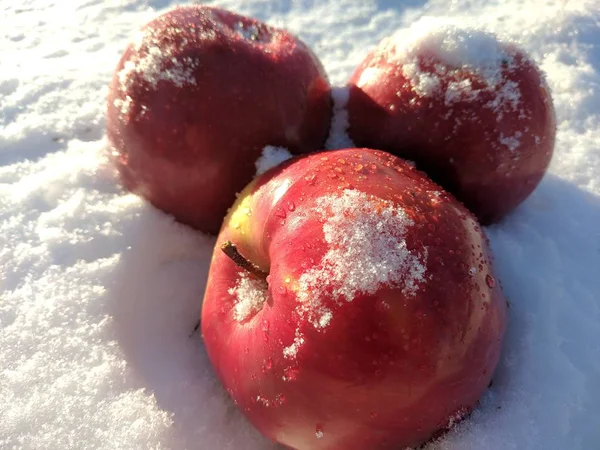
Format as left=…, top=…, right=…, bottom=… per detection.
left=282, top=330, right=305, bottom=360
left=402, top=61, right=442, bottom=96
left=296, top=189, right=428, bottom=329
left=118, top=47, right=198, bottom=93
left=385, top=18, right=514, bottom=85
left=255, top=146, right=292, bottom=176
left=499, top=131, right=522, bottom=152
left=229, top=273, right=267, bottom=322
left=113, top=95, right=133, bottom=116
left=233, top=21, right=270, bottom=43
left=115, top=23, right=202, bottom=115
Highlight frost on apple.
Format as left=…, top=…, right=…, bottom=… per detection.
left=297, top=189, right=428, bottom=330
left=282, top=330, right=305, bottom=359
left=229, top=272, right=267, bottom=322
left=499, top=131, right=522, bottom=152
left=348, top=18, right=555, bottom=224
left=106, top=5, right=332, bottom=235
left=114, top=31, right=200, bottom=118
left=381, top=20, right=527, bottom=123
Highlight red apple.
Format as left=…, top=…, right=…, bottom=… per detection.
left=201, top=148, right=508, bottom=449
left=347, top=21, right=555, bottom=224
left=106, top=5, right=332, bottom=234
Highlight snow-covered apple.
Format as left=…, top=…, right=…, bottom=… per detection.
left=347, top=21, right=555, bottom=224
left=201, top=148, right=508, bottom=450
left=106, top=5, right=332, bottom=234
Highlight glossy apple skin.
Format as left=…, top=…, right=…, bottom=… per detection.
left=347, top=38, right=555, bottom=225
left=201, top=148, right=508, bottom=450
left=106, top=5, right=332, bottom=235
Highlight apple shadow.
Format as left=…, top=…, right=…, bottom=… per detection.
left=103, top=206, right=279, bottom=450
left=469, top=173, right=600, bottom=442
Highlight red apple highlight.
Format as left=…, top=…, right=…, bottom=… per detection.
left=106, top=5, right=332, bottom=234
left=202, top=148, right=508, bottom=450
left=347, top=21, right=556, bottom=224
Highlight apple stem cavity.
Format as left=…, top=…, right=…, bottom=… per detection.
left=221, top=241, right=269, bottom=282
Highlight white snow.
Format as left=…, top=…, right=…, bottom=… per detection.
left=325, top=86, right=355, bottom=150
left=229, top=273, right=267, bottom=322
left=1, top=0, right=599, bottom=449
left=254, top=145, right=292, bottom=176
left=374, top=18, right=528, bottom=125
left=296, top=189, right=428, bottom=330
left=385, top=19, right=517, bottom=86
left=282, top=330, right=305, bottom=360
left=499, top=131, right=523, bottom=152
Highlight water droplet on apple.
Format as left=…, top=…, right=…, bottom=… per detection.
left=275, top=207, right=286, bottom=219
left=287, top=201, right=295, bottom=211
left=264, top=357, right=273, bottom=371
left=261, top=319, right=270, bottom=341
left=370, top=411, right=378, bottom=419
left=315, top=424, right=324, bottom=439
left=304, top=173, right=317, bottom=185
left=485, top=274, right=496, bottom=288
left=277, top=285, right=287, bottom=295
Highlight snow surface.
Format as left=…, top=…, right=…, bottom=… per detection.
left=1, top=1, right=599, bottom=449
left=255, top=146, right=293, bottom=176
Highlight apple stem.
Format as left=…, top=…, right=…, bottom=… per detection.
left=221, top=241, right=268, bottom=282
